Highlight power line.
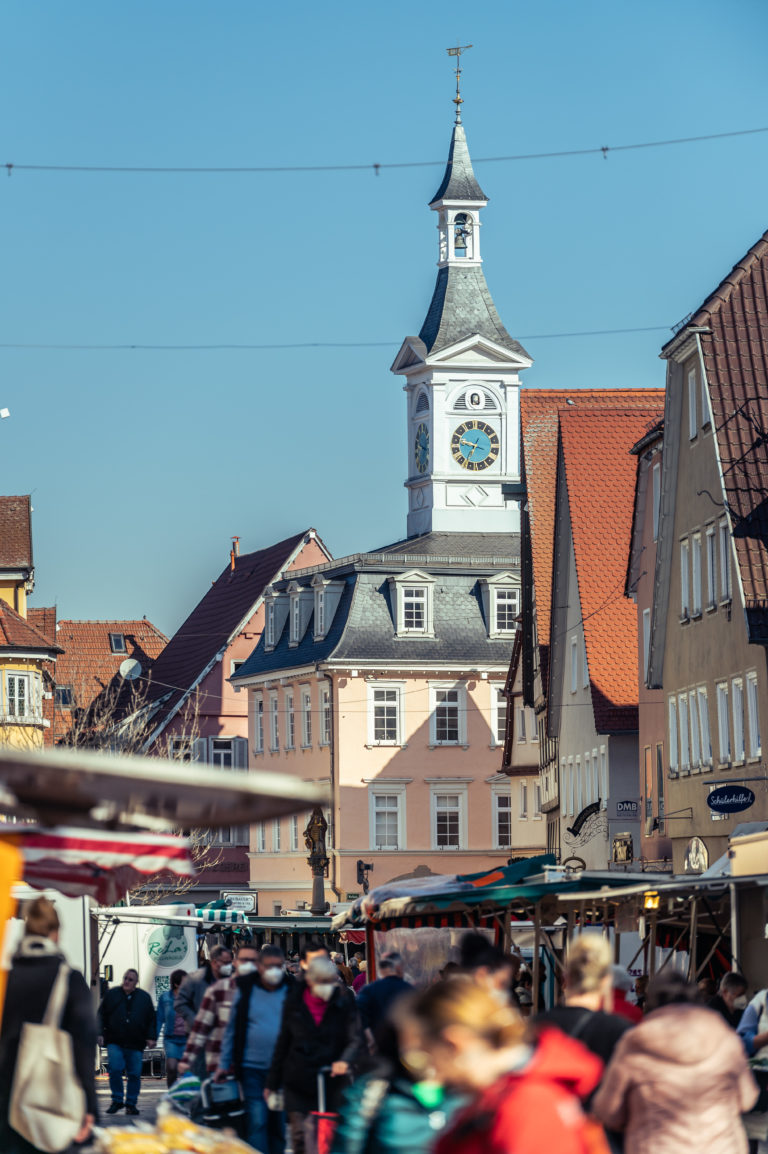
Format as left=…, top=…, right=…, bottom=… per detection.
left=0, top=325, right=670, bottom=352
left=3, top=124, right=767, bottom=177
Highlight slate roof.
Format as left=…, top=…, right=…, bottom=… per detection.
left=520, top=389, right=665, bottom=698
left=145, top=531, right=322, bottom=731
left=234, top=566, right=515, bottom=679
left=671, top=231, right=768, bottom=641
left=0, top=601, right=62, bottom=654
left=0, top=496, right=33, bottom=570
left=418, top=265, right=531, bottom=360
left=55, top=619, right=167, bottom=706
left=558, top=407, right=664, bottom=732
left=430, top=121, right=487, bottom=204
left=372, top=531, right=519, bottom=562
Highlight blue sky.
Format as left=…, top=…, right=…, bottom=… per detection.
left=1, top=1, right=767, bottom=636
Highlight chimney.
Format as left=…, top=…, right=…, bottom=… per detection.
left=232, top=536, right=240, bottom=557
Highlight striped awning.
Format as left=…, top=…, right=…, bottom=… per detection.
left=1, top=826, right=194, bottom=906
left=195, top=908, right=246, bottom=925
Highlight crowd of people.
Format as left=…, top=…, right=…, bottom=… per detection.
left=1, top=902, right=767, bottom=1154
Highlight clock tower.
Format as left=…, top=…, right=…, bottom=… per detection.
left=391, top=89, right=532, bottom=537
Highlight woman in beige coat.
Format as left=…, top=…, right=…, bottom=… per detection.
left=593, top=971, right=758, bottom=1154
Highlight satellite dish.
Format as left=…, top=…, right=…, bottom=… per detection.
left=119, top=658, right=142, bottom=682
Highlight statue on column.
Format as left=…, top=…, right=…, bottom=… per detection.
left=304, top=806, right=329, bottom=915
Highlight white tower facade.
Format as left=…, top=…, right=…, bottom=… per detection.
left=391, top=112, right=532, bottom=537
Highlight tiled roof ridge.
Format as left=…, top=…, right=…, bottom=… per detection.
left=0, top=601, right=63, bottom=652
left=690, top=231, right=768, bottom=324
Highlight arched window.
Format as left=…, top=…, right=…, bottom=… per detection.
left=453, top=213, right=473, bottom=258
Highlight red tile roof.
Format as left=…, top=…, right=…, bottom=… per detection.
left=27, top=607, right=57, bottom=645
left=558, top=406, right=664, bottom=732
left=144, top=530, right=328, bottom=735
left=521, top=389, right=664, bottom=696
left=54, top=619, right=168, bottom=704
left=679, top=231, right=768, bottom=640
left=0, top=602, right=62, bottom=654
left=0, top=496, right=33, bottom=569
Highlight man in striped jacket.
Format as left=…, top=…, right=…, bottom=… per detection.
left=179, top=944, right=260, bottom=1077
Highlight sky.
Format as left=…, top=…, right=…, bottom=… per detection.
left=1, top=1, right=767, bottom=637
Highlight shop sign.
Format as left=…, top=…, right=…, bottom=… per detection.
left=566, top=801, right=600, bottom=837
left=683, top=836, right=709, bottom=874
left=706, top=786, right=756, bottom=815
left=613, top=799, right=640, bottom=821
left=223, top=892, right=257, bottom=913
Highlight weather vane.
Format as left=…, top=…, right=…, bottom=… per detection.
left=447, top=43, right=472, bottom=123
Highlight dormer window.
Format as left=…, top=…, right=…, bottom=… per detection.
left=109, top=633, right=126, bottom=654
left=263, top=588, right=290, bottom=651
left=287, top=581, right=314, bottom=646
left=480, top=574, right=520, bottom=639
left=388, top=570, right=436, bottom=637
left=291, top=595, right=301, bottom=643
left=316, top=588, right=325, bottom=636
left=266, top=601, right=275, bottom=648
left=311, top=574, right=345, bottom=641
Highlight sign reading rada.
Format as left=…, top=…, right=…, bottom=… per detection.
left=706, top=785, right=756, bottom=815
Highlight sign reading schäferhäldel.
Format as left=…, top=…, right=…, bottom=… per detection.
left=706, top=786, right=756, bottom=815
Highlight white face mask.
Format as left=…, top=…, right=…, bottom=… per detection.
left=237, top=961, right=257, bottom=977
left=262, top=966, right=284, bottom=986
left=219, top=964, right=233, bottom=978
left=312, top=983, right=336, bottom=1002
left=733, top=995, right=748, bottom=1011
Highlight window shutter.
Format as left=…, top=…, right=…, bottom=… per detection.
left=233, top=737, right=248, bottom=769
left=193, top=738, right=208, bottom=763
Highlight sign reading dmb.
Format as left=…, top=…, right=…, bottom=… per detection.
left=706, top=786, right=756, bottom=815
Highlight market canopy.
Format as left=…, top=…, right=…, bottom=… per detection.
left=0, top=746, right=328, bottom=830
left=0, top=826, right=195, bottom=905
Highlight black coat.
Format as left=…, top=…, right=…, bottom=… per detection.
left=98, top=985, right=155, bottom=1051
left=267, top=983, right=363, bottom=1113
left=0, top=952, right=98, bottom=1153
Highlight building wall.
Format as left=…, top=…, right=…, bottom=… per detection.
left=247, top=670, right=516, bottom=911
left=662, top=352, right=768, bottom=873
left=632, top=440, right=672, bottom=865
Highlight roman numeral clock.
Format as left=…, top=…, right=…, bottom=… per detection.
left=451, top=419, right=500, bottom=472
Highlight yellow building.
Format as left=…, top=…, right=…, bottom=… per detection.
left=0, top=496, right=61, bottom=748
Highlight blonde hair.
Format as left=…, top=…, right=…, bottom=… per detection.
left=408, top=977, right=525, bottom=1050
left=566, top=935, right=612, bottom=995
left=24, top=897, right=60, bottom=938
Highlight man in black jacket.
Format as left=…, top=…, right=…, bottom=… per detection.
left=98, top=969, right=156, bottom=1115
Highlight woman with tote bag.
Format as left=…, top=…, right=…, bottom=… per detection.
left=0, top=896, right=98, bottom=1153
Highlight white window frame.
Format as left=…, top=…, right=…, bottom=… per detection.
left=668, top=696, right=678, bottom=774
left=519, top=780, right=528, bottom=820
left=642, top=609, right=651, bottom=684
left=516, top=703, right=526, bottom=743
left=568, top=756, right=575, bottom=816
left=582, top=637, right=589, bottom=689
left=575, top=756, right=583, bottom=813
left=369, top=783, right=407, bottom=851
left=489, top=684, right=506, bottom=748
left=285, top=690, right=295, bottom=749
left=706, top=526, right=717, bottom=609
left=210, top=737, right=234, bottom=768
left=531, top=709, right=539, bottom=742
left=492, top=788, right=513, bottom=849
left=269, top=692, right=280, bottom=752
left=700, top=370, right=710, bottom=428
left=680, top=539, right=690, bottom=618
left=534, top=782, right=542, bottom=819
left=429, top=682, right=467, bottom=747
left=291, top=594, right=301, bottom=643
left=493, top=587, right=520, bottom=635
left=697, top=686, right=712, bottom=767
left=717, top=682, right=730, bottom=763
left=732, top=677, right=745, bottom=764
left=688, top=367, right=697, bottom=439
left=429, top=784, right=468, bottom=850
left=272, top=819, right=281, bottom=852
left=691, top=534, right=702, bottom=616
left=301, top=686, right=312, bottom=748
left=4, top=672, right=38, bottom=721
left=315, top=588, right=325, bottom=637
left=367, top=682, right=404, bottom=747
left=390, top=571, right=435, bottom=638
left=265, top=601, right=276, bottom=649
left=600, top=746, right=608, bottom=809
left=719, top=519, right=732, bottom=602
left=252, top=693, right=264, bottom=754
left=678, top=693, right=690, bottom=772
left=290, top=815, right=299, bottom=852
left=320, top=684, right=332, bottom=747
left=689, top=690, right=701, bottom=770
left=652, top=461, right=661, bottom=542
left=256, top=822, right=266, bottom=852
left=584, top=753, right=592, bottom=804
left=747, top=672, right=761, bottom=759
left=570, top=637, right=578, bottom=694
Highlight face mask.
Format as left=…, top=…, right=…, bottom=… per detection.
left=733, top=995, right=748, bottom=1011
left=313, top=983, right=336, bottom=1002
left=238, top=962, right=257, bottom=977
left=262, top=966, right=284, bottom=986
left=219, top=964, right=233, bottom=977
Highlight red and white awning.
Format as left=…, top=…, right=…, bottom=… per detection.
left=3, top=826, right=195, bottom=905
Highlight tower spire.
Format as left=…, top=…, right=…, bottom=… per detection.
left=447, top=43, right=472, bottom=124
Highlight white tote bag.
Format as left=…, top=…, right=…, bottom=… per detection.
left=9, top=963, right=87, bottom=1153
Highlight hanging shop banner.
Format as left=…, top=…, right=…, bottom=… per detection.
left=566, top=801, right=601, bottom=837
left=706, top=786, right=756, bottom=815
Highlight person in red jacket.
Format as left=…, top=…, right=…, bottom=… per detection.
left=406, top=976, right=606, bottom=1154
left=611, top=966, right=643, bottom=1025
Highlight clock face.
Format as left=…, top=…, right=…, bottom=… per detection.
left=451, top=420, right=500, bottom=471
left=414, top=422, right=430, bottom=474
